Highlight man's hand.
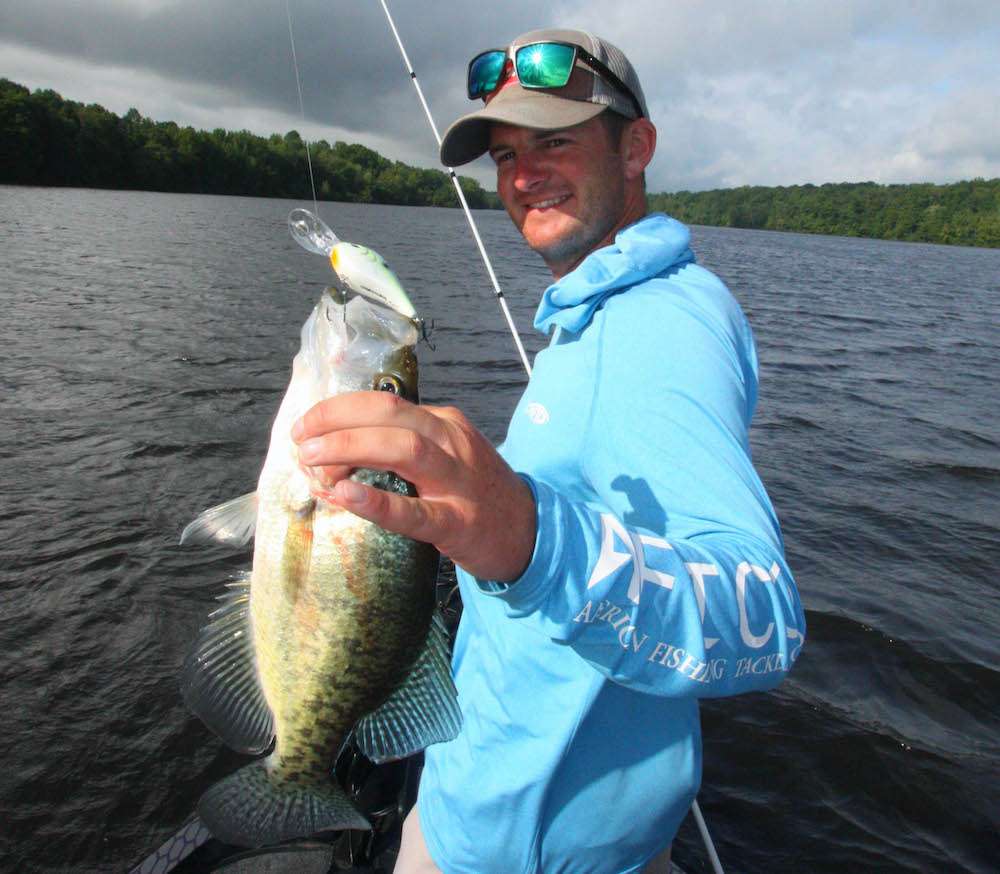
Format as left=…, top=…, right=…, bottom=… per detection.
left=292, top=391, right=536, bottom=583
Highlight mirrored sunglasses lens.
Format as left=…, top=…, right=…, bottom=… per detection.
left=469, top=51, right=506, bottom=98
left=515, top=42, right=575, bottom=88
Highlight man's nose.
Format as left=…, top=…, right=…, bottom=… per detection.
left=512, top=153, right=547, bottom=191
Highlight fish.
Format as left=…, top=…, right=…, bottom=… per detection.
left=178, top=284, right=461, bottom=848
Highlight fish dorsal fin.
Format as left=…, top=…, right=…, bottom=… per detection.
left=180, top=572, right=275, bottom=754
left=180, top=492, right=258, bottom=548
left=353, top=613, right=462, bottom=763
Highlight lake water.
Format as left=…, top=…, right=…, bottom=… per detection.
left=1, top=186, right=998, bottom=873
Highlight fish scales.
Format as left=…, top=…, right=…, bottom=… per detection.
left=180, top=287, right=460, bottom=847
left=260, top=496, right=438, bottom=784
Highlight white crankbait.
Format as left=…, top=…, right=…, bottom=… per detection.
left=288, top=208, right=417, bottom=319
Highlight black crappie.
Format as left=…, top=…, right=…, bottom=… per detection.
left=179, top=289, right=460, bottom=847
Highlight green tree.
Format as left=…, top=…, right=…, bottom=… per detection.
left=5, top=77, right=998, bottom=245
left=0, top=79, right=43, bottom=183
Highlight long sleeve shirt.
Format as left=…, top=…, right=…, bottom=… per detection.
left=418, top=213, right=806, bottom=874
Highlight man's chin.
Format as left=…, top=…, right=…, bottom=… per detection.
left=527, top=226, right=602, bottom=275
left=524, top=220, right=580, bottom=258
left=532, top=249, right=583, bottom=278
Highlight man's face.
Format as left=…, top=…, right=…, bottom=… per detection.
left=488, top=115, right=629, bottom=278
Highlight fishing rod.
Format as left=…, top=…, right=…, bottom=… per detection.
left=378, top=0, right=532, bottom=378
left=377, top=5, right=725, bottom=873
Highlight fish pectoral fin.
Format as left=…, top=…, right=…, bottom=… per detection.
left=353, top=613, right=462, bottom=764
left=180, top=492, right=258, bottom=547
left=181, top=571, right=275, bottom=754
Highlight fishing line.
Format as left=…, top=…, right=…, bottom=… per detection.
left=378, top=5, right=725, bottom=872
left=285, top=0, right=319, bottom=217
left=378, top=0, right=532, bottom=377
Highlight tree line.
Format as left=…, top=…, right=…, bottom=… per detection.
left=0, top=78, right=498, bottom=209
left=649, top=179, right=1000, bottom=248
left=3, top=78, right=998, bottom=248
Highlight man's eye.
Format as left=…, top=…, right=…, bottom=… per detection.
left=494, top=150, right=514, bottom=164
left=546, top=138, right=568, bottom=148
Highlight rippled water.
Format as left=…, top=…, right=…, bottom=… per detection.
left=1, top=186, right=998, bottom=873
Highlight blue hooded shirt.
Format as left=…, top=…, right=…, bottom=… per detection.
left=418, top=214, right=805, bottom=874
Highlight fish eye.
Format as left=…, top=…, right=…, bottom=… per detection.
left=375, top=375, right=403, bottom=395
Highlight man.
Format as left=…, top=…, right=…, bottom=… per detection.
left=293, top=28, right=806, bottom=874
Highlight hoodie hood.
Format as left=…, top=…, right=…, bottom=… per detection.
left=534, top=213, right=694, bottom=334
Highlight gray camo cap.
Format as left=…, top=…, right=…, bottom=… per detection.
left=440, top=28, right=649, bottom=167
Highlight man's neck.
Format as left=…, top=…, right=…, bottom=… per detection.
left=547, top=200, right=649, bottom=281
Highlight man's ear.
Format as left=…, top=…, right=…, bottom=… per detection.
left=623, top=119, right=657, bottom=181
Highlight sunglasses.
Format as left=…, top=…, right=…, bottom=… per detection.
left=467, top=41, right=644, bottom=119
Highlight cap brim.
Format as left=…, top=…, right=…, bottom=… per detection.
left=440, top=86, right=607, bottom=167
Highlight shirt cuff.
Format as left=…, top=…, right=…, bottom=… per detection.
left=473, top=475, right=567, bottom=616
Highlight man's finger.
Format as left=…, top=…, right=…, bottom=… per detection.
left=298, top=425, right=454, bottom=486
left=302, top=462, right=354, bottom=488
left=292, top=391, right=445, bottom=444
left=333, top=480, right=453, bottom=548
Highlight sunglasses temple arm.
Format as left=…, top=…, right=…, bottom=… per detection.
left=379, top=0, right=533, bottom=378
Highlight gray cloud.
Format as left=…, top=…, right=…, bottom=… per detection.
left=2, top=0, right=998, bottom=191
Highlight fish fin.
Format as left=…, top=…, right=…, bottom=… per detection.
left=198, top=762, right=370, bottom=847
left=354, top=613, right=462, bottom=763
left=181, top=572, right=274, bottom=754
left=180, top=492, right=258, bottom=547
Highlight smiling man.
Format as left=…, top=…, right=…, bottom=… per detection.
left=487, top=113, right=652, bottom=277
left=293, top=27, right=805, bottom=874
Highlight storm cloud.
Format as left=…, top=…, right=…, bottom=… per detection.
left=2, top=0, right=998, bottom=192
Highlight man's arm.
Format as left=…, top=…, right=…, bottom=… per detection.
left=479, top=477, right=804, bottom=698
left=474, top=269, right=806, bottom=698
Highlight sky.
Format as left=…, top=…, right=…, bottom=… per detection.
left=2, top=0, right=999, bottom=193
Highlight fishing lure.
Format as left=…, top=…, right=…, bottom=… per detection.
left=288, top=208, right=416, bottom=319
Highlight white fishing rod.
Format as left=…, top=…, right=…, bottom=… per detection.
left=378, top=5, right=725, bottom=873
left=378, top=0, right=532, bottom=378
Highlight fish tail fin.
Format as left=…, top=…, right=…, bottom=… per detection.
left=197, top=761, right=370, bottom=847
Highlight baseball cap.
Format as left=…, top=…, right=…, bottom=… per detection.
left=439, top=28, right=649, bottom=167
